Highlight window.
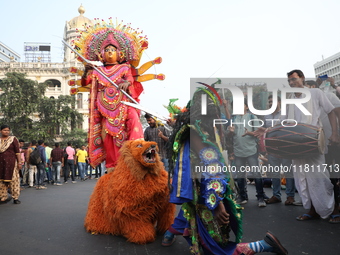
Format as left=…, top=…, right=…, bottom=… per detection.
left=45, top=79, right=61, bottom=87
left=77, top=93, right=83, bottom=109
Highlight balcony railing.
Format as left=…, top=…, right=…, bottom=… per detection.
left=0, top=62, right=67, bottom=69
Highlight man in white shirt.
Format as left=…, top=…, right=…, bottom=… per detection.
left=305, top=79, right=340, bottom=223
left=286, top=70, right=339, bottom=221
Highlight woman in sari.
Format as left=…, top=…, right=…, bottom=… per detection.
left=0, top=125, right=21, bottom=204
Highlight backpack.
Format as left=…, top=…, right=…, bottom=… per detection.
left=29, top=148, right=42, bottom=165
left=64, top=148, right=69, bottom=160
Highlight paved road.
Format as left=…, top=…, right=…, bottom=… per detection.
left=0, top=179, right=339, bottom=255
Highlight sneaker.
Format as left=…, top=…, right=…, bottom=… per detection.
left=64, top=181, right=68, bottom=184
left=161, top=230, right=176, bottom=247
left=39, top=186, right=47, bottom=190
left=266, top=196, right=282, bottom=204
left=258, top=198, right=267, bottom=207
left=293, top=201, right=303, bottom=206
left=237, top=199, right=248, bottom=205
left=72, top=181, right=77, bottom=184
left=264, top=231, right=288, bottom=255
left=56, top=183, right=63, bottom=186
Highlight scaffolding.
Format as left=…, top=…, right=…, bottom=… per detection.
left=24, top=42, right=51, bottom=62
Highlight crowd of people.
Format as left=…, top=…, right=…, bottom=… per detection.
left=194, top=71, right=340, bottom=224
left=1, top=68, right=340, bottom=254
left=160, top=69, right=340, bottom=254
left=0, top=109, right=171, bottom=206
left=0, top=135, right=106, bottom=204
left=2, top=14, right=340, bottom=253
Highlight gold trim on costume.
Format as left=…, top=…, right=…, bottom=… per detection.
left=176, top=145, right=184, bottom=197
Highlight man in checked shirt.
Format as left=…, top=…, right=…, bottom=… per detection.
left=144, top=113, right=170, bottom=172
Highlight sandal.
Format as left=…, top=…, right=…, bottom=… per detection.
left=296, top=213, right=320, bottom=221
left=284, top=196, right=294, bottom=205
left=329, top=214, right=340, bottom=224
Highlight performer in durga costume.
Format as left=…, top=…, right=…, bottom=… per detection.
left=162, top=86, right=288, bottom=255
left=74, top=19, right=165, bottom=172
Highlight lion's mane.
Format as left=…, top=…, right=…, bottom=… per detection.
left=84, top=140, right=175, bottom=244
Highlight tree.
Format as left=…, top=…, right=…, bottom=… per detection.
left=37, top=95, right=83, bottom=143
left=60, top=128, right=88, bottom=148
left=0, top=72, right=47, bottom=133
left=0, top=72, right=84, bottom=142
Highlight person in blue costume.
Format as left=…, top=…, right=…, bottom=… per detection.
left=161, top=85, right=288, bottom=255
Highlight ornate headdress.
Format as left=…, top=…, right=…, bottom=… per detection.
left=73, top=18, right=148, bottom=64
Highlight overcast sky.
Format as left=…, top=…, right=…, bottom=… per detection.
left=2, top=0, right=340, bottom=116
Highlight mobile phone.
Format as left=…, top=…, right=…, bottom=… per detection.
left=318, top=74, right=328, bottom=81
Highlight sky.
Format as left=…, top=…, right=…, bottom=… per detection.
left=2, top=0, right=340, bottom=117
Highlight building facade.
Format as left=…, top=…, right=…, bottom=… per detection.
left=0, top=5, right=92, bottom=131
left=0, top=41, right=20, bottom=62
left=314, top=52, right=340, bottom=85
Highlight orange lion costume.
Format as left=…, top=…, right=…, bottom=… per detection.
left=84, top=140, right=175, bottom=244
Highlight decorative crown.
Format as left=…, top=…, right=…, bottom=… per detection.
left=73, top=18, right=148, bottom=64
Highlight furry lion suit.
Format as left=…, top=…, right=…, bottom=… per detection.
left=84, top=140, right=176, bottom=244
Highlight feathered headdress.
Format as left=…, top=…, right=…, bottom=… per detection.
left=196, top=82, right=223, bottom=105
left=164, top=99, right=187, bottom=120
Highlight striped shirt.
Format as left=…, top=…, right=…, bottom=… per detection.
left=144, top=126, right=169, bottom=158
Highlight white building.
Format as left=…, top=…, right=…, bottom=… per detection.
left=314, top=52, right=340, bottom=84
left=0, top=41, right=20, bottom=62
left=0, top=5, right=92, bottom=131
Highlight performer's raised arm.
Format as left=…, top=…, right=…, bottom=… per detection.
left=81, top=63, right=94, bottom=86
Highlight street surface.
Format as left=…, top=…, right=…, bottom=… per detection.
left=0, top=179, right=339, bottom=255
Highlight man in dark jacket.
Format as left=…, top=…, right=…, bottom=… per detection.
left=36, top=140, right=47, bottom=190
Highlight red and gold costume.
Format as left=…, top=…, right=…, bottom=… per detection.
left=82, top=64, right=143, bottom=169
left=73, top=19, right=164, bottom=171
